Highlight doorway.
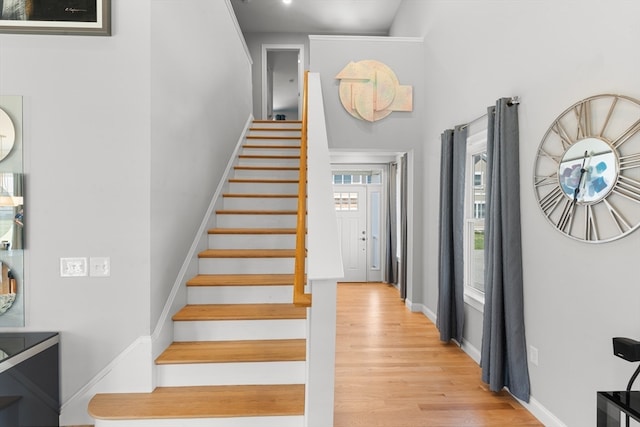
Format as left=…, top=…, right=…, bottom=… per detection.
left=332, top=168, right=385, bottom=282
left=261, top=44, right=304, bottom=121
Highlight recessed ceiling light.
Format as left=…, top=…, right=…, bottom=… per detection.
left=282, top=0, right=292, bottom=4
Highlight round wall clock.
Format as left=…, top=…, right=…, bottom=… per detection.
left=534, top=94, right=640, bottom=243
left=0, top=108, right=16, bottom=162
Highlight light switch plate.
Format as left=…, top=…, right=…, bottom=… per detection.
left=60, top=257, right=87, bottom=277
left=90, top=257, right=110, bottom=277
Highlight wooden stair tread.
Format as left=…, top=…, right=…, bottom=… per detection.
left=187, top=273, right=295, bottom=286
left=208, top=227, right=297, bottom=235
left=239, top=154, right=300, bottom=159
left=243, top=144, right=300, bottom=149
left=199, top=249, right=296, bottom=258
left=234, top=165, right=299, bottom=170
left=253, top=120, right=302, bottom=124
left=246, top=135, right=301, bottom=140
left=173, top=303, right=307, bottom=321
left=88, top=384, right=305, bottom=419
left=156, top=339, right=306, bottom=364
left=216, top=209, right=298, bottom=215
left=229, top=178, right=298, bottom=183
left=250, top=127, right=301, bottom=132
left=223, top=193, right=298, bottom=198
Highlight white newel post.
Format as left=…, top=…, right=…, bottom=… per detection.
left=304, top=72, right=344, bottom=427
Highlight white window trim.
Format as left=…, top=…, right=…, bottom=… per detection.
left=463, top=123, right=488, bottom=312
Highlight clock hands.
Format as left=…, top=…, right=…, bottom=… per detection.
left=558, top=150, right=591, bottom=233
left=573, top=150, right=590, bottom=203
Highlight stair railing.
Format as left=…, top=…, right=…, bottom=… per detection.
left=293, top=71, right=312, bottom=307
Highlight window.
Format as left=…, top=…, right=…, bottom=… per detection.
left=334, top=192, right=359, bottom=211
left=464, top=123, right=488, bottom=310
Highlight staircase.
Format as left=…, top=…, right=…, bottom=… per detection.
left=88, top=120, right=309, bottom=427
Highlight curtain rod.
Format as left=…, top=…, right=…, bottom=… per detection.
left=459, top=96, right=520, bottom=129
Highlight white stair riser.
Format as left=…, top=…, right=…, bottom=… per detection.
left=248, top=128, right=301, bottom=135
left=233, top=168, right=300, bottom=179
left=242, top=147, right=300, bottom=156
left=187, top=285, right=293, bottom=304
left=222, top=197, right=298, bottom=210
left=95, top=416, right=304, bottom=427
left=156, top=361, right=305, bottom=387
left=237, top=157, right=300, bottom=167
left=229, top=182, right=299, bottom=193
left=216, top=214, right=297, bottom=229
left=249, top=126, right=302, bottom=136
left=173, top=319, right=306, bottom=341
left=208, top=233, right=296, bottom=249
left=198, top=257, right=295, bottom=274
left=245, top=138, right=301, bottom=146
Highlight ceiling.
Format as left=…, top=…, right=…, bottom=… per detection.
left=230, top=0, right=403, bottom=35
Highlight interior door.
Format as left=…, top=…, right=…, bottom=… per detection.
left=334, top=186, right=367, bottom=282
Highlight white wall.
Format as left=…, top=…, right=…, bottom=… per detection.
left=0, top=0, right=152, bottom=407
left=149, top=0, right=252, bottom=332
left=391, top=1, right=640, bottom=426
left=0, top=0, right=252, bottom=424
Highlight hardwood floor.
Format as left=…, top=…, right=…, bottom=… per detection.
left=333, top=282, right=543, bottom=427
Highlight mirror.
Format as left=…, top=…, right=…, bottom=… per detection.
left=558, top=137, right=618, bottom=203
left=0, top=108, right=16, bottom=162
left=0, top=173, right=23, bottom=251
left=0, top=262, right=16, bottom=315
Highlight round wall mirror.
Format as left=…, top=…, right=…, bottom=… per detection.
left=0, top=262, right=16, bottom=315
left=558, top=137, right=618, bottom=204
left=0, top=108, right=16, bottom=162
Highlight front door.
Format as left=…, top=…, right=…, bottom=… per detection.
left=334, top=186, right=367, bottom=282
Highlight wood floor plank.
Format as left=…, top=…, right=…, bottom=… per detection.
left=333, top=283, right=542, bottom=427
left=155, top=339, right=306, bottom=364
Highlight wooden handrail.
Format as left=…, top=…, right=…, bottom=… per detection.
left=293, top=71, right=312, bottom=307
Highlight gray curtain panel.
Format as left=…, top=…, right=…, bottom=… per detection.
left=481, top=98, right=530, bottom=402
left=385, top=161, right=398, bottom=285
left=436, top=126, right=467, bottom=343
left=399, top=153, right=408, bottom=300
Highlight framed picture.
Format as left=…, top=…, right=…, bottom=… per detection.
left=0, top=0, right=111, bottom=36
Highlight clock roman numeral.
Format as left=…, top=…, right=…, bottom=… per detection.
left=575, top=100, right=592, bottom=139
left=556, top=199, right=575, bottom=233
left=619, top=153, right=640, bottom=171
left=613, top=175, right=640, bottom=204
left=603, top=198, right=632, bottom=235
left=539, top=186, right=565, bottom=215
left=551, top=120, right=574, bottom=150
left=584, top=205, right=598, bottom=241
left=612, top=118, right=640, bottom=149
left=598, top=96, right=618, bottom=138
left=534, top=172, right=558, bottom=188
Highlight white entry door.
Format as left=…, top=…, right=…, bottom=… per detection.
left=334, top=186, right=367, bottom=282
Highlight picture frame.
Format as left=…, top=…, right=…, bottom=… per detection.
left=0, top=0, right=111, bottom=36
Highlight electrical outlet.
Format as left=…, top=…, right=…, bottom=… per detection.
left=529, top=345, right=539, bottom=366
left=60, top=257, right=87, bottom=277
left=90, top=257, right=110, bottom=277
